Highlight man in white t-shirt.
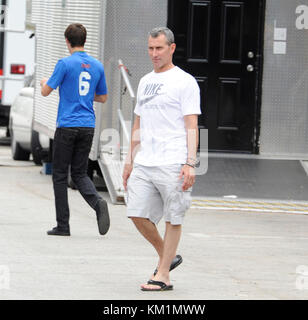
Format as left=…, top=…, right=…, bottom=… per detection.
left=122, top=27, right=201, bottom=291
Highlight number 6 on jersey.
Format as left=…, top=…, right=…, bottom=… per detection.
left=79, top=71, right=91, bottom=96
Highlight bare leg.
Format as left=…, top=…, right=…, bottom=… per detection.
left=131, top=217, right=164, bottom=263
left=141, top=222, right=182, bottom=289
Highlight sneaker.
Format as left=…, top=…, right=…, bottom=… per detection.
left=47, top=227, right=70, bottom=236
left=95, top=199, right=110, bottom=235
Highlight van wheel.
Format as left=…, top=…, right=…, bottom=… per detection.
left=31, top=130, right=43, bottom=165
left=11, top=134, right=30, bottom=161
left=6, top=127, right=10, bottom=137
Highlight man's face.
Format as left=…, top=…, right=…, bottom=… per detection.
left=148, top=34, right=176, bottom=72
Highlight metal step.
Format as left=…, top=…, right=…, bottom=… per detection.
left=98, top=149, right=126, bottom=204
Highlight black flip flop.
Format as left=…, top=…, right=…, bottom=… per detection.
left=141, top=280, right=173, bottom=291
left=153, top=254, right=183, bottom=276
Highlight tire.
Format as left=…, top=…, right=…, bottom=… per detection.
left=68, top=161, right=103, bottom=190
left=6, top=126, right=10, bottom=137
left=11, top=133, right=30, bottom=161
left=88, top=159, right=107, bottom=191
left=31, top=130, right=43, bottom=165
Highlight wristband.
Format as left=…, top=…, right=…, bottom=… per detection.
left=184, top=163, right=195, bottom=168
left=186, top=157, right=200, bottom=168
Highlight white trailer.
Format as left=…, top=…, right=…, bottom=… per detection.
left=0, top=0, right=35, bottom=130
left=30, top=0, right=308, bottom=204
left=30, top=0, right=166, bottom=203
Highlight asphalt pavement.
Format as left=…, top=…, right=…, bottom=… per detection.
left=0, top=144, right=308, bottom=300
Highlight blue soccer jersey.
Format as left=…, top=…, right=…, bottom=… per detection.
left=47, top=51, right=107, bottom=128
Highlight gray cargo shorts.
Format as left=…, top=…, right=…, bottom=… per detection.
left=126, top=163, right=192, bottom=225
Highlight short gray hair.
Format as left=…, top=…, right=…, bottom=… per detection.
left=149, top=27, right=175, bottom=45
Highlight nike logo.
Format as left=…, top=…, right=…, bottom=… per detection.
left=139, top=93, right=165, bottom=106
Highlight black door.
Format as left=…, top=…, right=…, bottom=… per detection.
left=168, top=0, right=264, bottom=153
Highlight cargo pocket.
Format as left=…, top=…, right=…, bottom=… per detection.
left=165, top=188, right=192, bottom=215
left=182, top=190, right=192, bottom=211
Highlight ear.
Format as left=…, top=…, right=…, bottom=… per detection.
left=65, top=38, right=71, bottom=49
left=171, top=43, right=176, bottom=54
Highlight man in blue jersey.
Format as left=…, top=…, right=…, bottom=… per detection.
left=40, top=23, right=110, bottom=237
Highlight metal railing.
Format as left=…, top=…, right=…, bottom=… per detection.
left=96, top=59, right=136, bottom=204
left=118, top=59, right=135, bottom=157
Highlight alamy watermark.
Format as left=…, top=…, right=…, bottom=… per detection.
left=100, top=124, right=208, bottom=176
left=0, top=265, right=10, bottom=290
left=295, top=265, right=308, bottom=290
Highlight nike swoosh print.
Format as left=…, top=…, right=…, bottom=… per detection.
left=139, top=93, right=165, bottom=106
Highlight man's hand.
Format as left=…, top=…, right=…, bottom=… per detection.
left=179, top=164, right=196, bottom=191
left=40, top=77, right=48, bottom=87
left=122, top=163, right=133, bottom=191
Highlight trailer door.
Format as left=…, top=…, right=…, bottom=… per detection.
left=0, top=0, right=6, bottom=103
left=168, top=0, right=265, bottom=153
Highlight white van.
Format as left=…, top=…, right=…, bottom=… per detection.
left=0, top=0, right=35, bottom=132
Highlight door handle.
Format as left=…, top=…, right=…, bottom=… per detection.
left=247, top=65, right=254, bottom=72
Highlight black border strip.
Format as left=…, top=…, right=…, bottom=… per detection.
left=253, top=0, right=266, bottom=154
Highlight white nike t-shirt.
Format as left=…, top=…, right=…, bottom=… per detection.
left=134, top=66, right=201, bottom=166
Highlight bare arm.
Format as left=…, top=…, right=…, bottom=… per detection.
left=184, top=114, right=199, bottom=163
left=40, top=78, right=53, bottom=97
left=122, top=115, right=141, bottom=190
left=180, top=114, right=199, bottom=191
left=127, top=115, right=141, bottom=164
left=94, top=94, right=108, bottom=103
